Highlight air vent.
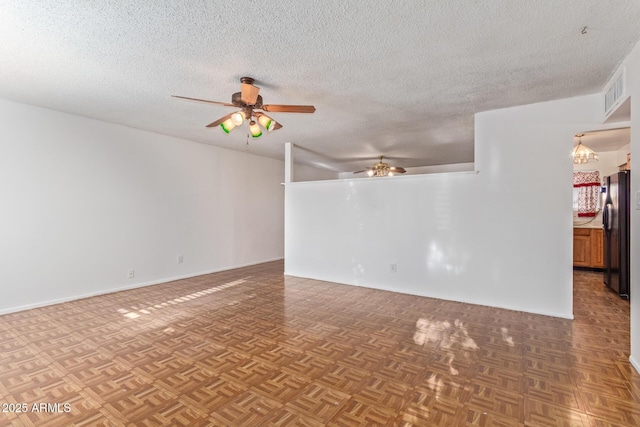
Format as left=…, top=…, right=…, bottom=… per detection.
left=604, top=68, right=625, bottom=115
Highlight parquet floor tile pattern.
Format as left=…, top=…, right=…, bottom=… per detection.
left=0, top=261, right=637, bottom=426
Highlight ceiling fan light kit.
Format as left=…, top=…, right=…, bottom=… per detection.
left=355, top=156, right=407, bottom=177
left=173, top=77, right=315, bottom=139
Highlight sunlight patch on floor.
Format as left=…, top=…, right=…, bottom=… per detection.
left=117, top=278, right=247, bottom=319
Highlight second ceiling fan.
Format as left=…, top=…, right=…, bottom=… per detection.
left=172, top=77, right=315, bottom=138
left=354, top=156, right=406, bottom=177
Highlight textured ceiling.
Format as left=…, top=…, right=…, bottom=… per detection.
left=1, top=1, right=639, bottom=173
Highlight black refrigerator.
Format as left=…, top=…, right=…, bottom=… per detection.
left=603, top=171, right=630, bottom=298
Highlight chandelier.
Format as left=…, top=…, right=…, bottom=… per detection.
left=573, top=134, right=599, bottom=164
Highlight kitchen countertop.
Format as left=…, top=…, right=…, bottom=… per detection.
left=574, top=211, right=603, bottom=229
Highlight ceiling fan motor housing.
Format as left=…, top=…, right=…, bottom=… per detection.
left=232, top=92, right=263, bottom=108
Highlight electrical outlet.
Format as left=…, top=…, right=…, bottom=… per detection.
left=128, top=269, right=135, bottom=279
left=390, top=263, right=397, bottom=273
left=177, top=255, right=184, bottom=264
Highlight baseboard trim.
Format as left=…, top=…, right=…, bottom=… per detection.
left=0, top=258, right=284, bottom=315
left=284, top=270, right=574, bottom=320
left=630, top=355, right=640, bottom=374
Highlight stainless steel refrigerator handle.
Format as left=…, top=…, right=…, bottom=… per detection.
left=606, top=204, right=613, bottom=231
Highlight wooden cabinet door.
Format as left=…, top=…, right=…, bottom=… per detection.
left=591, top=228, right=604, bottom=268
left=573, top=229, right=591, bottom=267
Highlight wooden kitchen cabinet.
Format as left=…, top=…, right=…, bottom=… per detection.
left=573, top=228, right=591, bottom=267
left=591, top=228, right=604, bottom=268
left=573, top=227, right=604, bottom=268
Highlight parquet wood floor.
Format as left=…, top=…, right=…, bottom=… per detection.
left=0, top=262, right=637, bottom=426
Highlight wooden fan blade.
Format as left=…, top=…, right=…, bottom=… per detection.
left=353, top=169, right=371, bottom=174
left=206, top=112, right=234, bottom=128
left=171, top=95, right=234, bottom=107
left=241, top=83, right=260, bottom=105
left=389, top=167, right=406, bottom=173
left=272, top=122, right=283, bottom=130
left=262, top=104, right=316, bottom=113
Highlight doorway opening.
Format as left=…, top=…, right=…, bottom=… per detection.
left=571, top=126, right=631, bottom=300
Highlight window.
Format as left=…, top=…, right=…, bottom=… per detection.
left=573, top=171, right=600, bottom=217
left=573, top=187, right=601, bottom=211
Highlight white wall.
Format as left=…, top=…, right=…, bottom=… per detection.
left=285, top=94, right=603, bottom=318
left=612, top=39, right=640, bottom=371
left=294, top=163, right=339, bottom=182
left=407, top=162, right=475, bottom=175
left=0, top=99, right=285, bottom=313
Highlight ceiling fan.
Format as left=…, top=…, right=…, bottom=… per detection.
left=354, top=156, right=407, bottom=177
left=172, top=77, right=315, bottom=138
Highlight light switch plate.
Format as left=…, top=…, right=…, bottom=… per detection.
left=635, top=191, right=640, bottom=210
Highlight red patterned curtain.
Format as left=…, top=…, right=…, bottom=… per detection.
left=573, top=171, right=600, bottom=217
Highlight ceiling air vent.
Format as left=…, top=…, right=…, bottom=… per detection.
left=604, top=68, right=625, bottom=115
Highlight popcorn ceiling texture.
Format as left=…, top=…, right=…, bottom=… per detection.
left=1, top=1, right=639, bottom=171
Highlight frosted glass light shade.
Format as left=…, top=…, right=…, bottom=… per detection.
left=257, top=114, right=276, bottom=131
left=249, top=120, right=262, bottom=138
left=231, top=111, right=245, bottom=126
left=220, top=118, right=236, bottom=133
